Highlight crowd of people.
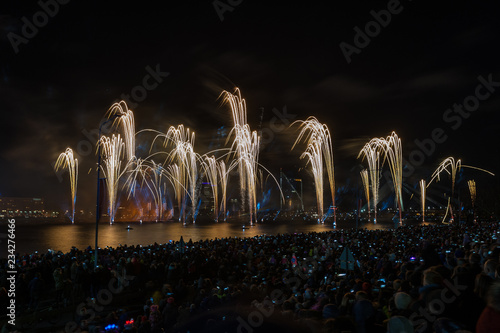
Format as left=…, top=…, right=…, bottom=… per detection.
left=1, top=222, right=500, bottom=332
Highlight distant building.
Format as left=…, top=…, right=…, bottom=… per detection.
left=0, top=197, right=47, bottom=218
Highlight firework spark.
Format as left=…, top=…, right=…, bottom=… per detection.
left=358, top=138, right=383, bottom=223
left=202, top=156, right=219, bottom=222
left=106, top=101, right=136, bottom=162
left=164, top=125, right=200, bottom=222
left=99, top=134, right=126, bottom=224
left=126, top=159, right=167, bottom=221
left=302, top=137, right=324, bottom=221
left=292, top=117, right=335, bottom=223
left=218, top=160, right=229, bottom=221
left=428, top=157, right=462, bottom=197
left=381, top=132, right=404, bottom=225
left=468, top=180, right=476, bottom=208
left=165, top=164, right=187, bottom=222
left=420, top=179, right=426, bottom=222
left=222, top=88, right=260, bottom=224
left=428, top=157, right=462, bottom=223
left=55, top=148, right=78, bottom=223
left=360, top=169, right=370, bottom=220
left=428, top=157, right=494, bottom=223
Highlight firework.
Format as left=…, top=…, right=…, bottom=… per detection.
left=222, top=88, right=260, bottom=224
left=428, top=157, right=461, bottom=197
left=125, top=159, right=167, bottom=221
left=106, top=101, right=136, bottom=162
left=165, top=164, right=187, bottom=222
left=420, top=179, right=426, bottom=222
left=99, top=134, right=126, bottom=224
left=360, top=169, right=370, bottom=220
left=429, top=157, right=462, bottom=222
left=302, top=137, right=324, bottom=221
left=202, top=156, right=219, bottom=221
left=146, top=125, right=204, bottom=223
left=468, top=180, right=476, bottom=208
left=292, top=117, right=335, bottom=223
left=381, top=132, right=404, bottom=224
left=218, top=160, right=228, bottom=221
left=441, top=197, right=452, bottom=224
left=164, top=125, right=200, bottom=222
left=55, top=148, right=78, bottom=223
left=428, top=157, right=494, bottom=223
left=358, top=139, right=383, bottom=223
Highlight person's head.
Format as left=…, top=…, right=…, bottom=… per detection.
left=322, top=317, right=356, bottom=333
left=469, top=253, right=481, bottom=265
left=399, top=280, right=411, bottom=293
left=393, top=279, right=402, bottom=291
left=340, top=292, right=355, bottom=308
left=432, top=265, right=451, bottom=281
left=282, top=300, right=293, bottom=311
left=394, top=292, right=412, bottom=310
left=487, top=281, right=500, bottom=311
left=423, top=268, right=443, bottom=286
left=387, top=315, right=414, bottom=333
left=322, top=304, right=340, bottom=319
left=484, top=259, right=498, bottom=278
left=474, top=273, right=493, bottom=300
left=355, top=290, right=368, bottom=301
left=408, top=270, right=422, bottom=288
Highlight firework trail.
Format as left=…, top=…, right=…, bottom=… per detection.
left=55, top=148, right=78, bottom=223
left=218, top=160, right=228, bottom=221
left=302, top=137, right=324, bottom=221
left=164, top=125, right=200, bottom=222
left=125, top=159, right=166, bottom=221
left=99, top=134, right=126, bottom=224
left=358, top=139, right=383, bottom=223
left=165, top=164, right=187, bottom=222
left=428, top=157, right=462, bottom=223
left=381, top=132, right=404, bottom=225
left=106, top=101, right=136, bottom=162
left=222, top=88, right=260, bottom=224
left=441, top=197, right=453, bottom=224
left=292, top=117, right=335, bottom=223
left=428, top=157, right=494, bottom=223
left=468, top=180, right=476, bottom=208
left=428, top=157, right=462, bottom=198
left=420, top=179, right=426, bottom=222
left=360, top=169, right=370, bottom=220
left=429, top=157, right=495, bottom=190
left=146, top=125, right=201, bottom=223
left=202, top=156, right=219, bottom=221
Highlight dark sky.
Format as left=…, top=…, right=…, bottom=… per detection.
left=1, top=0, right=500, bottom=211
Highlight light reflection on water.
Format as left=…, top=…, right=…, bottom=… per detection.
left=5, top=219, right=418, bottom=255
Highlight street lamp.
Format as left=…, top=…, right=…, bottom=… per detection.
left=95, top=115, right=120, bottom=270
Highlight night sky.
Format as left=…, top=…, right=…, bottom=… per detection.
left=1, top=0, right=500, bottom=212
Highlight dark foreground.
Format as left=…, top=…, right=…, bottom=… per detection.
left=1, top=222, right=500, bottom=333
